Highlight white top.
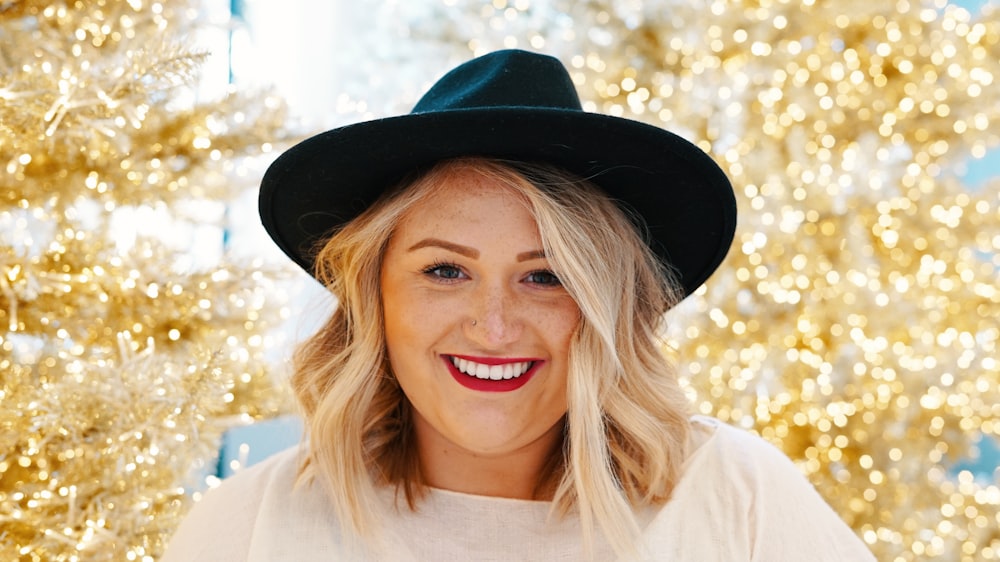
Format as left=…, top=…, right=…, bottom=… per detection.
left=162, top=417, right=875, bottom=561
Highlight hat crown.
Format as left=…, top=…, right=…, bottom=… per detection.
left=412, top=49, right=583, bottom=114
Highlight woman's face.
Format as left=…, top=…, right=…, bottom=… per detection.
left=380, top=168, right=580, bottom=490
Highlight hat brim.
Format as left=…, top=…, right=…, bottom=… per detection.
left=259, top=107, right=736, bottom=297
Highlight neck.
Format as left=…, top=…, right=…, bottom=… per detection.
left=414, top=417, right=565, bottom=500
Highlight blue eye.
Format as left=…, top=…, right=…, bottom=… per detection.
left=526, top=270, right=561, bottom=286
left=423, top=262, right=465, bottom=280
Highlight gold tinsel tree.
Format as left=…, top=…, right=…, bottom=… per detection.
left=0, top=0, right=290, bottom=559
left=357, top=0, right=999, bottom=560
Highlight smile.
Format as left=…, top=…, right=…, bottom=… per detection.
left=443, top=355, right=543, bottom=392
left=450, top=356, right=534, bottom=380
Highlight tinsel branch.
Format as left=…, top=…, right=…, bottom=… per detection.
left=1, top=0, right=295, bottom=559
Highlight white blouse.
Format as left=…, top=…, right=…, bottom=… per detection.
left=162, top=416, right=876, bottom=561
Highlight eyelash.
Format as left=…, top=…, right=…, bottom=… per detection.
left=524, top=270, right=561, bottom=286
left=422, top=261, right=465, bottom=281
left=420, top=261, right=562, bottom=287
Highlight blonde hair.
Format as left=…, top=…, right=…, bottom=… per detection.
left=291, top=158, right=691, bottom=558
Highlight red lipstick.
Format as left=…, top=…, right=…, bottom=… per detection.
left=443, top=355, right=543, bottom=392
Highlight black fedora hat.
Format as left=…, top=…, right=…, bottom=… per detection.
left=259, top=49, right=736, bottom=298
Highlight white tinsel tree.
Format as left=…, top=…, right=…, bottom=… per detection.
left=0, top=1, right=292, bottom=559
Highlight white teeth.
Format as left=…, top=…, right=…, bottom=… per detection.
left=451, top=357, right=532, bottom=380
left=502, top=364, right=514, bottom=380
left=476, top=363, right=490, bottom=379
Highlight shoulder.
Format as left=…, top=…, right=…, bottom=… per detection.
left=686, top=415, right=803, bottom=481
left=664, top=416, right=876, bottom=561
left=193, top=444, right=303, bottom=515
left=661, top=416, right=800, bottom=533
left=161, top=446, right=304, bottom=562
left=682, top=415, right=833, bottom=512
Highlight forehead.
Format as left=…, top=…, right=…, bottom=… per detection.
left=393, top=166, right=537, bottom=235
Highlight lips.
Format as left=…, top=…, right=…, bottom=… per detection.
left=443, top=354, right=542, bottom=392
left=451, top=356, right=534, bottom=380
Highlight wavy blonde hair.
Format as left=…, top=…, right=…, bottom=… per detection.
left=292, top=157, right=691, bottom=558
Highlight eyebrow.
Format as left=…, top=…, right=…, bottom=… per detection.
left=407, top=238, right=546, bottom=262
left=515, top=249, right=547, bottom=262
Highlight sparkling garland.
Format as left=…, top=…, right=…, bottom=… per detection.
left=1, top=1, right=293, bottom=559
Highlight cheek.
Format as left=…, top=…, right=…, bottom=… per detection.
left=544, top=302, right=582, bottom=349
left=382, top=285, right=454, bottom=370
left=381, top=279, right=413, bottom=370
left=383, top=306, right=427, bottom=393
left=381, top=271, right=421, bottom=335
left=386, top=291, right=445, bottom=335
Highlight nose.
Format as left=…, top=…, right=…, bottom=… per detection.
left=466, top=281, right=522, bottom=347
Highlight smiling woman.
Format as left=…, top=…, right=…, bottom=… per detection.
left=162, top=50, right=876, bottom=561
left=295, top=157, right=693, bottom=548
left=380, top=162, right=580, bottom=501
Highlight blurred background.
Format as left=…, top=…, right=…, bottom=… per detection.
left=1, top=0, right=997, bottom=560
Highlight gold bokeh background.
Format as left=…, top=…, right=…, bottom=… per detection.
left=1, top=0, right=997, bottom=560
